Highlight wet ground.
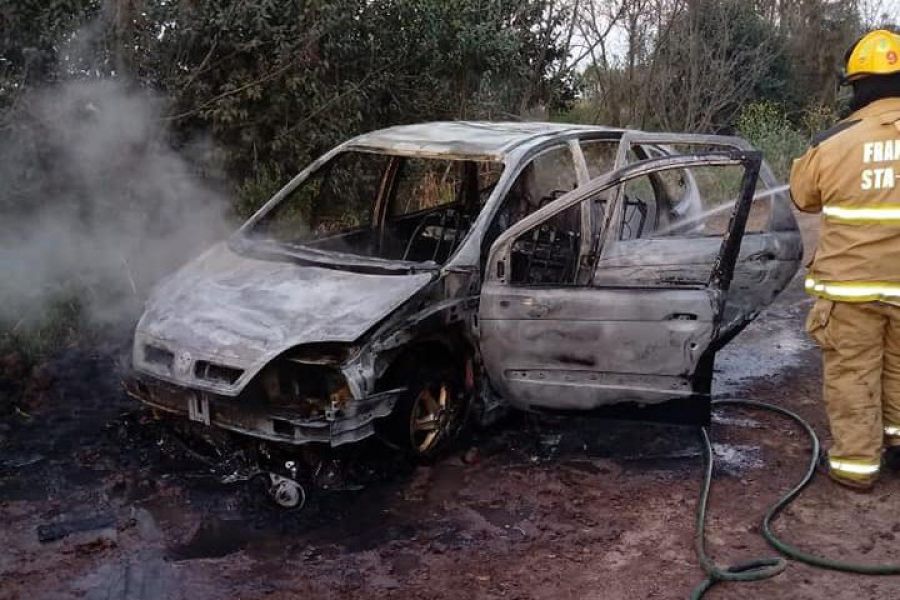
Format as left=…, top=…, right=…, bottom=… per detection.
left=3, top=217, right=900, bottom=599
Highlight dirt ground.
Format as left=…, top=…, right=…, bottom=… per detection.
left=3, top=213, right=900, bottom=600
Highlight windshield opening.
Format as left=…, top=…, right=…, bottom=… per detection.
left=247, top=150, right=504, bottom=265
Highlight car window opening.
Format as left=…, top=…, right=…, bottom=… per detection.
left=501, top=159, right=774, bottom=290
left=248, top=151, right=504, bottom=265
left=592, top=162, right=768, bottom=289
left=484, top=145, right=581, bottom=281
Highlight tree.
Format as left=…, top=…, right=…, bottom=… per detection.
left=0, top=0, right=100, bottom=112
left=643, top=0, right=790, bottom=132
left=1, top=0, right=577, bottom=212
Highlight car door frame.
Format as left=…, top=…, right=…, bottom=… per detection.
left=478, top=150, right=762, bottom=413
left=611, top=131, right=797, bottom=234
left=473, top=138, right=596, bottom=274
left=607, top=131, right=802, bottom=341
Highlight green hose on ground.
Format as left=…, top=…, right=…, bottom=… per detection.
left=691, top=398, right=900, bottom=599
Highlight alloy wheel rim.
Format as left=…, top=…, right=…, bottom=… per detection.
left=410, top=383, right=451, bottom=453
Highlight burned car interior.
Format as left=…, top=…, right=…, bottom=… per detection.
left=249, top=151, right=505, bottom=265
left=129, top=122, right=802, bottom=499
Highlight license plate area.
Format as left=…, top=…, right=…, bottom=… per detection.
left=188, top=393, right=211, bottom=425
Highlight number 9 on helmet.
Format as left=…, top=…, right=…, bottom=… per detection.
left=843, top=29, right=900, bottom=83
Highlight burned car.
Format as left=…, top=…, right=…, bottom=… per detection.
left=128, top=122, right=801, bottom=481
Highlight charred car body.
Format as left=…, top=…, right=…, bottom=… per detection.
left=128, top=122, right=802, bottom=476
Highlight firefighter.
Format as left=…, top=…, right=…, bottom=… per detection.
left=790, top=29, right=900, bottom=491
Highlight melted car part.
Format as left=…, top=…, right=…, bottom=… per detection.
left=266, top=473, right=306, bottom=510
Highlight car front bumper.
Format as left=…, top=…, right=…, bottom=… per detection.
left=125, top=375, right=402, bottom=447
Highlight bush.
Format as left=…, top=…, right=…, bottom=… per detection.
left=0, top=293, right=88, bottom=360
left=736, top=101, right=807, bottom=181
left=235, top=164, right=287, bottom=219
left=0, top=295, right=86, bottom=412
left=800, top=103, right=841, bottom=139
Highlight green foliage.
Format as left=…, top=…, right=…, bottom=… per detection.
left=736, top=101, right=806, bottom=181
left=736, top=98, right=845, bottom=183
left=0, top=294, right=88, bottom=413
left=235, top=163, right=286, bottom=219
left=0, top=0, right=104, bottom=109
left=799, top=103, right=842, bottom=139
left=131, top=0, right=573, bottom=185
left=0, top=294, right=85, bottom=363
left=3, top=0, right=574, bottom=204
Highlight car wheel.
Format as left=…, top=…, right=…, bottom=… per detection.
left=384, top=364, right=468, bottom=461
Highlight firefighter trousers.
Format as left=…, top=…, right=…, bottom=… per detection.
left=806, top=299, right=900, bottom=482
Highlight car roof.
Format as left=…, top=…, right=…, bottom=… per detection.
left=346, top=121, right=626, bottom=161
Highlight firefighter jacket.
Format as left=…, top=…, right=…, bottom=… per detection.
left=790, top=97, right=900, bottom=302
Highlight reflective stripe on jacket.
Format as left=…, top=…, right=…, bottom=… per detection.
left=805, top=276, right=900, bottom=302
left=823, top=203, right=900, bottom=223
left=790, top=98, right=900, bottom=296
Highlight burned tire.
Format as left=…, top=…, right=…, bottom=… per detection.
left=381, top=363, right=468, bottom=461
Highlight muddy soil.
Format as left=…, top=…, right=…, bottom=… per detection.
left=3, top=215, right=900, bottom=599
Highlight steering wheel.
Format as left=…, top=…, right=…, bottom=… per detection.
left=401, top=208, right=461, bottom=262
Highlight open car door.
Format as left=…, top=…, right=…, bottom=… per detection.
left=611, top=132, right=802, bottom=340
left=478, top=151, right=768, bottom=419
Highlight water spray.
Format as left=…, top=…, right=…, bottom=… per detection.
left=657, top=183, right=791, bottom=236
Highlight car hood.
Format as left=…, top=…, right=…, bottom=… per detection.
left=133, top=242, right=433, bottom=393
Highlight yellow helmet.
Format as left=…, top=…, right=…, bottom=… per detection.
left=843, top=29, right=900, bottom=82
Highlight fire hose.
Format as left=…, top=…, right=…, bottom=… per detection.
left=692, top=398, right=900, bottom=599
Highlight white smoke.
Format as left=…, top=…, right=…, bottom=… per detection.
left=0, top=79, right=234, bottom=333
